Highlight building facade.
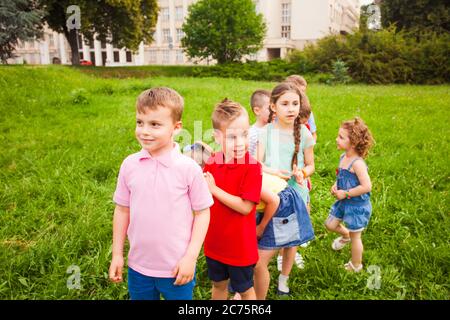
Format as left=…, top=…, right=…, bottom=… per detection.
left=8, top=0, right=360, bottom=65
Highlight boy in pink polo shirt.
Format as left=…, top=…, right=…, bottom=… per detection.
left=203, top=98, right=263, bottom=300
left=109, top=87, right=213, bottom=300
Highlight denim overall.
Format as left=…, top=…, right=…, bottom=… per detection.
left=329, top=155, right=372, bottom=232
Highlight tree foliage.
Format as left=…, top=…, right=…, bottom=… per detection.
left=39, top=0, right=159, bottom=65
left=181, top=0, right=266, bottom=64
left=0, top=0, right=44, bottom=63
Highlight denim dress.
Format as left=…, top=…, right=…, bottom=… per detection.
left=328, top=155, right=372, bottom=232
left=257, top=186, right=315, bottom=250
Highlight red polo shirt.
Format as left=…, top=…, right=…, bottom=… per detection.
left=203, top=151, right=262, bottom=266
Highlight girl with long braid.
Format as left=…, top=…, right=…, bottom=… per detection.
left=253, top=83, right=315, bottom=299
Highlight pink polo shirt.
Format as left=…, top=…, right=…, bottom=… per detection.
left=113, top=143, right=214, bottom=278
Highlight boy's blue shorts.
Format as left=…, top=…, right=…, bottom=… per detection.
left=127, top=267, right=195, bottom=300
left=205, top=257, right=255, bottom=293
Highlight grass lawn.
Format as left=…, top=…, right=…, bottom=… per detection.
left=0, top=65, right=448, bottom=300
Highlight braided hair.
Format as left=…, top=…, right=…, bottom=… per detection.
left=269, top=83, right=303, bottom=170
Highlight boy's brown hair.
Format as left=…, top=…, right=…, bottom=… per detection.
left=212, top=98, right=248, bottom=130
left=136, top=87, right=184, bottom=122
left=250, top=89, right=271, bottom=112
left=341, top=117, right=375, bottom=158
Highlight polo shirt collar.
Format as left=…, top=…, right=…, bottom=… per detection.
left=138, top=143, right=180, bottom=167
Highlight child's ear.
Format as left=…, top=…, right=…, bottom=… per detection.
left=173, top=121, right=183, bottom=135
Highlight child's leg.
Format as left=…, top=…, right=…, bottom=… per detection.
left=254, top=249, right=278, bottom=300
left=239, top=287, right=256, bottom=300
left=325, top=216, right=350, bottom=239
left=349, top=231, right=363, bottom=267
left=211, top=280, right=229, bottom=300
left=281, top=247, right=296, bottom=276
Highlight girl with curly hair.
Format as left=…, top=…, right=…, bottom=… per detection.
left=325, top=117, right=375, bottom=272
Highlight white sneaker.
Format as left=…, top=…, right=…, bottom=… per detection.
left=300, top=241, right=310, bottom=248
left=295, top=252, right=305, bottom=269
left=277, top=255, right=283, bottom=271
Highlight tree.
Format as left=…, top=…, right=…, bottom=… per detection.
left=38, top=0, right=158, bottom=65
left=181, top=0, right=266, bottom=64
left=0, top=0, right=44, bottom=63
left=380, top=0, right=450, bottom=33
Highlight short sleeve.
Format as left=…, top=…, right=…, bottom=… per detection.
left=239, top=162, right=263, bottom=204
left=301, top=125, right=316, bottom=150
left=113, top=161, right=130, bottom=207
left=308, top=112, right=317, bottom=133
left=189, top=164, right=214, bottom=211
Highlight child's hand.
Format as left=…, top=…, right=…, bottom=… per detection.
left=276, top=170, right=292, bottom=181
left=292, top=164, right=305, bottom=186
left=172, top=255, right=196, bottom=286
left=203, top=171, right=216, bottom=192
left=109, top=255, right=124, bottom=283
left=330, top=183, right=338, bottom=195
left=256, top=224, right=266, bottom=240
left=334, top=190, right=346, bottom=200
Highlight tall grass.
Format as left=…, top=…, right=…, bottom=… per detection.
left=0, top=66, right=448, bottom=299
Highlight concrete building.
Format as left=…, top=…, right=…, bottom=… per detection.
left=8, top=0, right=361, bottom=65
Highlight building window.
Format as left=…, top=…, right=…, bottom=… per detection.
left=281, top=3, right=291, bottom=25
left=161, top=7, right=170, bottom=21
left=281, top=25, right=291, bottom=39
left=176, top=50, right=184, bottom=63
left=48, top=34, right=54, bottom=47
left=126, top=51, right=132, bottom=62
left=149, top=50, right=157, bottom=63
left=162, top=29, right=171, bottom=43
left=176, top=29, right=184, bottom=42
left=113, top=51, right=119, bottom=62
left=162, top=50, right=170, bottom=63
left=175, top=6, right=183, bottom=21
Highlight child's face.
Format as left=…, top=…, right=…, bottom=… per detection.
left=336, top=127, right=351, bottom=151
left=254, top=96, right=271, bottom=125
left=271, top=91, right=300, bottom=126
left=214, top=113, right=249, bottom=161
left=135, top=107, right=181, bottom=156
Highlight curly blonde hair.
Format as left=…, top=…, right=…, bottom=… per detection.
left=341, top=117, right=374, bottom=158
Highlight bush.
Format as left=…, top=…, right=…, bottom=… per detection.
left=290, top=26, right=450, bottom=84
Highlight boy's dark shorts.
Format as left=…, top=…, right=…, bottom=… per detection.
left=205, top=257, right=255, bottom=293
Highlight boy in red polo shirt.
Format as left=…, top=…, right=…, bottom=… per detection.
left=203, top=98, right=263, bottom=300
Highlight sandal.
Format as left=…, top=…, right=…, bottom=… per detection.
left=331, top=236, right=351, bottom=251
left=344, top=261, right=363, bottom=273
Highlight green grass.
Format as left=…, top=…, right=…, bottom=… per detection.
left=0, top=65, right=449, bottom=300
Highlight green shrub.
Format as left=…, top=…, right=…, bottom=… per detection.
left=290, top=26, right=450, bottom=84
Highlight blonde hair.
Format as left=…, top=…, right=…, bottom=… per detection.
left=341, top=117, right=375, bottom=158
left=212, top=98, right=248, bottom=130
left=136, top=87, right=184, bottom=122
left=285, top=75, right=307, bottom=90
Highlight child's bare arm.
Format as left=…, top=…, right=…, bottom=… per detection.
left=173, top=208, right=210, bottom=285
left=109, top=204, right=130, bottom=283
left=204, top=172, right=255, bottom=215
left=256, top=187, right=280, bottom=239
left=349, top=160, right=372, bottom=196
